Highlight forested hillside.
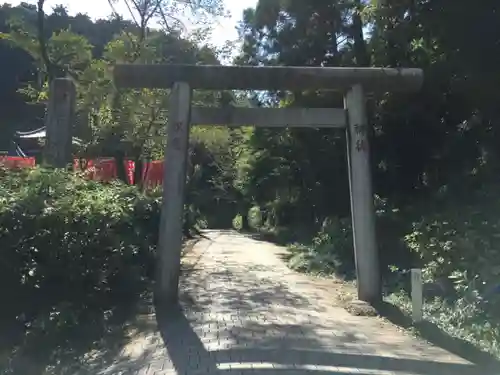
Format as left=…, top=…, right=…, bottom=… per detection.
left=1, top=0, right=500, bottom=363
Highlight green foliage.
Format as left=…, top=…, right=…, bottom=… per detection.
left=75, top=29, right=222, bottom=161
left=387, top=291, right=500, bottom=358
left=286, top=217, right=354, bottom=277
left=1, top=26, right=93, bottom=83
left=232, top=214, right=243, bottom=231
left=0, top=167, right=160, bottom=372
left=236, top=0, right=500, bottom=223
left=0, top=3, right=224, bottom=164
left=401, top=186, right=500, bottom=314
left=286, top=188, right=500, bottom=358
left=248, top=206, right=263, bottom=229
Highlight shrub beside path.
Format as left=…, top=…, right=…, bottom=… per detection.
left=104, top=230, right=491, bottom=375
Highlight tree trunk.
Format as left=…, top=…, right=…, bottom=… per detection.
left=113, top=149, right=127, bottom=183
left=352, top=1, right=371, bottom=67
left=134, top=157, right=144, bottom=187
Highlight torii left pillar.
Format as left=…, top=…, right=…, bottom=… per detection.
left=156, top=82, right=192, bottom=303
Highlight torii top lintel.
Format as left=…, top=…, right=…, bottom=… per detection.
left=113, top=64, right=423, bottom=93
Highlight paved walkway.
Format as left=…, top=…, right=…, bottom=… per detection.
left=107, top=230, right=489, bottom=375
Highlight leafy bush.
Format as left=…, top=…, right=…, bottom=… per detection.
left=387, top=290, right=500, bottom=358
left=402, top=185, right=500, bottom=313
left=248, top=206, right=263, bottom=229
left=384, top=187, right=500, bottom=358
left=282, top=187, right=500, bottom=358
left=286, top=217, right=355, bottom=278
left=0, top=167, right=161, bottom=373
left=232, top=214, right=243, bottom=230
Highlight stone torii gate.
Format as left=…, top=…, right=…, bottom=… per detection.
left=113, top=64, right=423, bottom=304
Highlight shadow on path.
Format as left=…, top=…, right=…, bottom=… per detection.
left=157, top=302, right=486, bottom=375
left=375, top=301, right=500, bottom=371
left=155, top=231, right=488, bottom=375
left=240, top=229, right=500, bottom=372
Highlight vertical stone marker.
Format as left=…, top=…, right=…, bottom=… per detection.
left=412, top=268, right=423, bottom=322
left=345, top=84, right=380, bottom=302
left=44, top=78, right=75, bottom=168
left=157, top=82, right=192, bottom=302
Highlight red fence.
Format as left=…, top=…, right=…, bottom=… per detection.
left=74, top=158, right=164, bottom=187
left=141, top=160, right=164, bottom=188
left=73, top=158, right=135, bottom=184
left=0, top=156, right=36, bottom=168
left=0, top=156, right=164, bottom=187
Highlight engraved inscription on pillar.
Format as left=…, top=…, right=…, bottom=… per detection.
left=170, top=122, right=183, bottom=151
left=353, top=123, right=368, bottom=152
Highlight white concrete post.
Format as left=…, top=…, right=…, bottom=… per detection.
left=411, top=268, right=423, bottom=322
left=345, top=84, right=381, bottom=302
left=157, top=82, right=192, bottom=303
left=45, top=78, right=75, bottom=167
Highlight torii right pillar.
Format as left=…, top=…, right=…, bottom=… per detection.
left=345, top=84, right=380, bottom=302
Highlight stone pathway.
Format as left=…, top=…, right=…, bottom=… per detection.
left=105, top=230, right=493, bottom=375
